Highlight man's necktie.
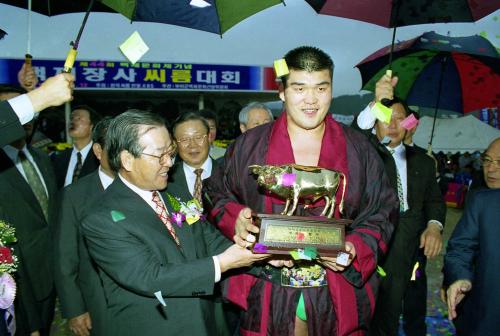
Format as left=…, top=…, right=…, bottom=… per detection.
left=18, top=151, right=49, bottom=220
left=389, top=149, right=405, bottom=212
left=152, top=191, right=180, bottom=246
left=72, top=152, right=83, bottom=184
left=193, top=168, right=204, bottom=205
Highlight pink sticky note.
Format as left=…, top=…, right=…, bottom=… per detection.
left=281, top=173, right=296, bottom=186
left=400, top=113, right=419, bottom=130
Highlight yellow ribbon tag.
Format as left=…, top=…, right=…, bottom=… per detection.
left=372, top=102, right=392, bottom=124
left=410, top=261, right=420, bottom=281
left=119, top=31, right=149, bottom=65
left=376, top=265, right=386, bottom=277
left=274, top=59, right=289, bottom=77
left=186, top=214, right=200, bottom=225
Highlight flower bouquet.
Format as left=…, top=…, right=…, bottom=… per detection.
left=0, top=219, right=17, bottom=309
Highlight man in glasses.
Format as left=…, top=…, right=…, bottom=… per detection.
left=443, top=136, right=500, bottom=335
left=81, top=110, right=267, bottom=335
left=167, top=112, right=214, bottom=206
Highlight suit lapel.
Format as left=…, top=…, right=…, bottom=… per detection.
left=405, top=146, right=419, bottom=208
left=0, top=149, right=46, bottom=218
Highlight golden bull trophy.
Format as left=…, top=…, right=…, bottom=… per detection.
left=249, top=164, right=352, bottom=258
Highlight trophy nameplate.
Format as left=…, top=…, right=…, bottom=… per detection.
left=252, top=214, right=352, bottom=257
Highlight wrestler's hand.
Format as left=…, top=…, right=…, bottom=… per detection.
left=218, top=243, right=270, bottom=273
left=267, top=258, right=294, bottom=268
left=234, top=207, right=259, bottom=248
left=447, top=279, right=471, bottom=320
left=375, top=72, right=398, bottom=103
left=319, top=242, right=356, bottom=272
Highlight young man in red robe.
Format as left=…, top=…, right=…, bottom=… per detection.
left=205, top=46, right=398, bottom=336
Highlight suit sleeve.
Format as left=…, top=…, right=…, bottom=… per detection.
left=82, top=209, right=217, bottom=298
left=443, top=194, right=479, bottom=286
left=54, top=187, right=88, bottom=319
left=0, top=101, right=26, bottom=147
left=422, top=155, right=446, bottom=225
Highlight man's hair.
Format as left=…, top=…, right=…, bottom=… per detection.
left=281, top=46, right=334, bottom=87
left=172, top=111, right=210, bottom=138
left=239, top=102, right=274, bottom=125
left=92, top=116, right=113, bottom=147
left=384, top=97, right=412, bottom=118
left=198, top=109, right=218, bottom=127
left=72, top=104, right=102, bottom=126
left=0, top=84, right=27, bottom=99
left=106, top=110, right=166, bottom=172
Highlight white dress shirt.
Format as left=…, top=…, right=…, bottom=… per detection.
left=183, top=157, right=213, bottom=196
left=118, top=174, right=221, bottom=282
left=3, top=144, right=48, bottom=196
left=7, top=94, right=35, bottom=125
left=64, top=141, right=93, bottom=187
left=98, top=166, right=114, bottom=190
left=386, top=143, right=409, bottom=212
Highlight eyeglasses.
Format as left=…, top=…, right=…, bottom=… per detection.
left=176, top=134, right=207, bottom=148
left=141, top=146, right=177, bottom=164
left=480, top=155, right=500, bottom=169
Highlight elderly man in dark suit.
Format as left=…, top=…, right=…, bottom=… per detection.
left=167, top=112, right=215, bottom=205
left=54, top=117, right=114, bottom=336
left=0, top=73, right=73, bottom=147
left=81, top=110, right=267, bottom=335
left=444, top=188, right=500, bottom=335
left=0, top=85, right=58, bottom=336
left=52, top=105, right=101, bottom=189
left=354, top=74, right=446, bottom=336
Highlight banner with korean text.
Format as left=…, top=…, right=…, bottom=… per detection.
left=0, top=59, right=278, bottom=92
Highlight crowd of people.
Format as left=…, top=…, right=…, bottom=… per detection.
left=0, top=46, right=498, bottom=336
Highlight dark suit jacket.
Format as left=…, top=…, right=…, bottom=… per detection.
left=0, top=101, right=26, bottom=147
left=51, top=147, right=99, bottom=189
left=167, top=158, right=218, bottom=207
left=82, top=178, right=232, bottom=335
left=0, top=146, right=57, bottom=332
left=352, top=120, right=446, bottom=333
left=444, top=189, right=500, bottom=335
left=54, top=171, right=108, bottom=335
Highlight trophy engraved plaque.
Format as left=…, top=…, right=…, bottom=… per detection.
left=249, top=164, right=352, bottom=258
left=253, top=214, right=352, bottom=256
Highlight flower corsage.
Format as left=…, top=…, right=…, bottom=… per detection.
left=165, top=193, right=204, bottom=227
left=0, top=219, right=18, bottom=309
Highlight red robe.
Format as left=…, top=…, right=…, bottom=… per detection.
left=205, top=113, right=398, bottom=335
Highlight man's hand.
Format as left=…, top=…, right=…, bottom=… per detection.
left=69, top=312, right=92, bottom=336
left=420, top=224, right=442, bottom=258
left=447, top=279, right=472, bottom=320
left=375, top=72, right=398, bottom=103
left=267, top=258, right=294, bottom=268
left=217, top=243, right=269, bottom=273
left=234, top=207, right=260, bottom=248
left=319, top=242, right=356, bottom=272
left=17, top=62, right=38, bottom=92
left=27, top=73, right=74, bottom=112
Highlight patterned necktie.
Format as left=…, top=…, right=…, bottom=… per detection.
left=193, top=168, right=204, bottom=204
left=18, top=150, right=49, bottom=220
left=152, top=191, right=180, bottom=246
left=389, top=148, right=405, bottom=212
left=72, top=152, right=83, bottom=184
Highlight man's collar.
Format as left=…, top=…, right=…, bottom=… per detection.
left=73, top=141, right=93, bottom=156
left=182, top=157, right=212, bottom=173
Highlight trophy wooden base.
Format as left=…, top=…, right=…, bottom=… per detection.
left=252, top=213, right=352, bottom=257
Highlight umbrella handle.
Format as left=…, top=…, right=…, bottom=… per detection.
left=63, top=48, right=77, bottom=73
left=381, top=69, right=393, bottom=106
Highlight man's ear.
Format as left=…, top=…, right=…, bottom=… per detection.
left=92, top=143, right=103, bottom=161
left=121, top=150, right=134, bottom=172
left=239, top=123, right=247, bottom=133
left=278, top=82, right=285, bottom=102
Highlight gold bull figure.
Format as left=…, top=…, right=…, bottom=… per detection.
left=249, top=164, right=347, bottom=218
